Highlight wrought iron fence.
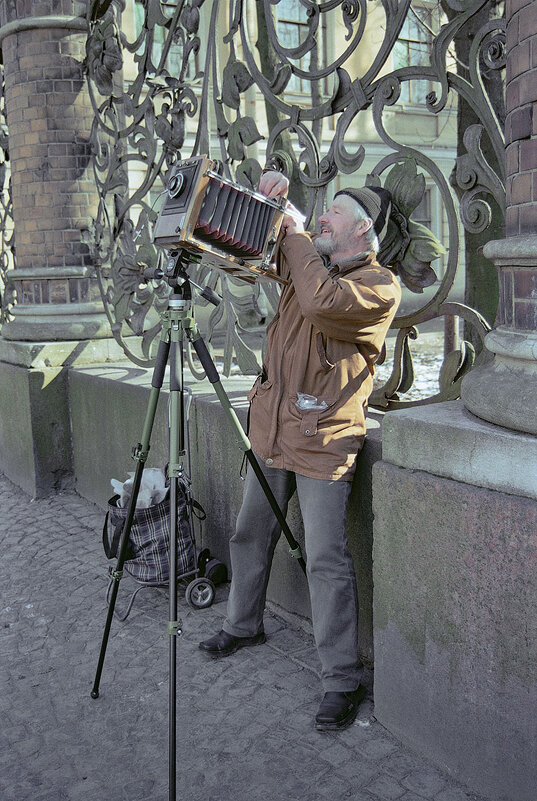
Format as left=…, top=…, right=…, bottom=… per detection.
left=0, top=0, right=505, bottom=407
left=0, top=57, right=14, bottom=326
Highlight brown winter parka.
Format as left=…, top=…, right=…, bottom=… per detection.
left=247, top=231, right=401, bottom=481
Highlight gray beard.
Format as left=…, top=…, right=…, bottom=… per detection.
left=314, top=236, right=337, bottom=256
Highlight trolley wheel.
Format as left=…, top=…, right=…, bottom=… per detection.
left=186, top=577, right=215, bottom=609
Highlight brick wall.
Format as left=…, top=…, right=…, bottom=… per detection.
left=505, top=0, right=537, bottom=236
left=2, top=2, right=99, bottom=306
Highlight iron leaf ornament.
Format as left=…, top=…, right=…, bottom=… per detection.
left=227, top=117, right=265, bottom=162
left=222, top=57, right=255, bottom=109
left=369, top=160, right=446, bottom=292
left=85, top=7, right=123, bottom=96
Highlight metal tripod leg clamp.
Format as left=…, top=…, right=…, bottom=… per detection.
left=108, top=567, right=124, bottom=581
left=168, top=620, right=183, bottom=637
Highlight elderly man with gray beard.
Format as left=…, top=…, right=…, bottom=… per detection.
left=199, top=170, right=401, bottom=731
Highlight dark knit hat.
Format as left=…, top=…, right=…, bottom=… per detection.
left=334, top=186, right=392, bottom=242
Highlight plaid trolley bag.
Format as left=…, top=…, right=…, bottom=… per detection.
left=103, top=483, right=214, bottom=619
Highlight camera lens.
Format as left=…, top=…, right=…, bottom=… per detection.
left=168, top=173, right=185, bottom=198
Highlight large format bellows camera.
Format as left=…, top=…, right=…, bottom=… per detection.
left=153, top=155, right=288, bottom=284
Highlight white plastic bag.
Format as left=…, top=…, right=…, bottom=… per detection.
left=110, top=468, right=168, bottom=509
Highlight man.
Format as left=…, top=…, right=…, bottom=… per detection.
left=199, top=170, right=401, bottom=731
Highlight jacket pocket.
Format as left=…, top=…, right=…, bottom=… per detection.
left=299, top=410, right=320, bottom=437
left=316, top=331, right=362, bottom=372
left=247, top=376, right=273, bottom=403
left=289, top=395, right=338, bottom=437
left=315, top=331, right=334, bottom=371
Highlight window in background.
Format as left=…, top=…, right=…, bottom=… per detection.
left=276, top=0, right=315, bottom=94
left=134, top=1, right=196, bottom=80
left=393, top=7, right=434, bottom=106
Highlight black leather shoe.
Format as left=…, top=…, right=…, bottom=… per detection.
left=198, top=629, right=266, bottom=658
left=314, top=686, right=367, bottom=731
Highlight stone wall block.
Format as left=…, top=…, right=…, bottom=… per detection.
left=507, top=0, right=532, bottom=17
left=499, top=268, right=514, bottom=324
left=519, top=203, right=537, bottom=233
left=505, top=205, right=518, bottom=235
left=0, top=361, right=73, bottom=496
left=505, top=74, right=520, bottom=110
left=520, top=68, right=537, bottom=104
left=519, top=138, right=537, bottom=170
left=507, top=36, right=530, bottom=79
left=514, top=298, right=537, bottom=328
left=373, top=459, right=537, bottom=801
left=519, top=2, right=537, bottom=40
left=509, top=104, right=533, bottom=141
left=506, top=140, right=520, bottom=174
left=509, top=171, right=532, bottom=204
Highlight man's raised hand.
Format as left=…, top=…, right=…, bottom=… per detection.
left=259, top=170, right=289, bottom=199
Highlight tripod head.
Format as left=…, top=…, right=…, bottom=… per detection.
left=143, top=248, right=220, bottom=307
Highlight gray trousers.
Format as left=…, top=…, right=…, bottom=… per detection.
left=224, top=455, right=363, bottom=691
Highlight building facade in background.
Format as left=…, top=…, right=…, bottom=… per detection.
left=1, top=0, right=502, bottom=403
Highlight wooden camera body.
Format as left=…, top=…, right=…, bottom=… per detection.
left=152, top=155, right=288, bottom=285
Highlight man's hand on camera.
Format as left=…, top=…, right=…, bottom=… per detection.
left=259, top=170, right=289, bottom=199
left=258, top=172, right=304, bottom=237
left=282, top=201, right=305, bottom=235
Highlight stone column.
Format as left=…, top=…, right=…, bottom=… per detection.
left=370, top=3, right=537, bottom=798
left=461, top=0, right=537, bottom=431
left=0, top=2, right=110, bottom=343
left=0, top=3, right=124, bottom=496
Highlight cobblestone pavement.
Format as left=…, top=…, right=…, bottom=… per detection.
left=0, top=472, right=489, bottom=801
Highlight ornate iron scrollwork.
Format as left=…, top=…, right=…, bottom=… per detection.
left=80, top=0, right=503, bottom=404
left=0, top=57, right=14, bottom=326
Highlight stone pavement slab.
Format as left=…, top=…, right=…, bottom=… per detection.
left=0, top=473, right=490, bottom=801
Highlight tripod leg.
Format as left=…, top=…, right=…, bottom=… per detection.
left=91, top=336, right=170, bottom=699
left=188, top=330, right=307, bottom=575
left=167, top=329, right=184, bottom=801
